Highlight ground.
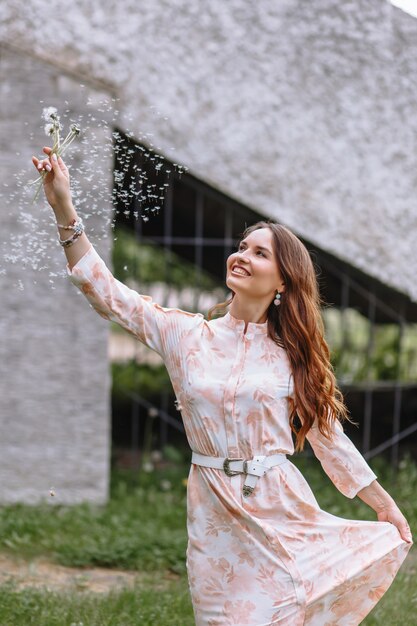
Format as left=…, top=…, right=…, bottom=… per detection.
left=0, top=554, right=181, bottom=594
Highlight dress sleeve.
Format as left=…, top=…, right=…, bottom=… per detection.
left=67, top=245, right=204, bottom=359
left=305, top=418, right=378, bottom=499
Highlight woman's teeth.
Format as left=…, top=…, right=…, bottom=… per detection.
left=232, top=267, right=250, bottom=276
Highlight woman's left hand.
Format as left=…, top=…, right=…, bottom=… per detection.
left=377, top=504, right=413, bottom=543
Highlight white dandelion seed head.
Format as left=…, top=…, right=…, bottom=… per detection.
left=44, top=123, right=55, bottom=136
left=42, top=106, right=58, bottom=121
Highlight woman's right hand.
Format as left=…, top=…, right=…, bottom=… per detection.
left=31, top=147, right=72, bottom=211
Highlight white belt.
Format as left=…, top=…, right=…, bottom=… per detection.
left=191, top=451, right=288, bottom=497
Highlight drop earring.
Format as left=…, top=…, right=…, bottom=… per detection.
left=274, top=291, right=282, bottom=306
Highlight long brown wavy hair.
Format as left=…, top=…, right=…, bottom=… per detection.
left=207, top=220, right=357, bottom=452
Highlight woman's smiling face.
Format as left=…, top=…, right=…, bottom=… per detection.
left=226, top=228, right=285, bottom=301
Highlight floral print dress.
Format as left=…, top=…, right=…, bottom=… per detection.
left=68, top=246, right=413, bottom=626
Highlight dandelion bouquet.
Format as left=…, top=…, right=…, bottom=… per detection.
left=29, top=107, right=80, bottom=203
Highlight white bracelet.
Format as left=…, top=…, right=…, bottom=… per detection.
left=58, top=218, right=84, bottom=247
left=56, top=217, right=80, bottom=230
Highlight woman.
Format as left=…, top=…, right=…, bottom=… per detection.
left=32, top=147, right=413, bottom=626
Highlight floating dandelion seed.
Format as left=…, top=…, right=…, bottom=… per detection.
left=0, top=96, right=184, bottom=285
left=49, top=487, right=56, bottom=497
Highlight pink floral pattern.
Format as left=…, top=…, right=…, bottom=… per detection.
left=69, top=246, right=413, bottom=626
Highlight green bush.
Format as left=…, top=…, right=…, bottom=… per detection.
left=112, top=225, right=219, bottom=291
left=112, top=361, right=172, bottom=402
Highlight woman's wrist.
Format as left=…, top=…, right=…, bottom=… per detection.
left=356, top=480, right=396, bottom=512
left=52, top=200, right=77, bottom=223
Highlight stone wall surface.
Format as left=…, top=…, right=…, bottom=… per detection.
left=1, top=0, right=416, bottom=301
left=0, top=48, right=114, bottom=503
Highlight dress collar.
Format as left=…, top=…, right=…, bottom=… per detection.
left=222, top=311, right=268, bottom=335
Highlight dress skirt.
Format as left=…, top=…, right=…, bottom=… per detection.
left=186, top=460, right=412, bottom=626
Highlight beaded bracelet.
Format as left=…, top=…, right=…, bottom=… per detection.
left=56, top=217, right=79, bottom=230
left=58, top=217, right=85, bottom=248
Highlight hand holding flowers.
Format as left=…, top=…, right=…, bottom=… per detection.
left=30, top=107, right=91, bottom=267
left=31, top=147, right=72, bottom=212
left=30, top=107, right=80, bottom=205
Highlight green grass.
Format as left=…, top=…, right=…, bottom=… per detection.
left=0, top=452, right=415, bottom=625
left=0, top=464, right=189, bottom=574
left=0, top=577, right=195, bottom=626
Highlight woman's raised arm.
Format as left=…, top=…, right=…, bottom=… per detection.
left=31, top=146, right=91, bottom=269
left=31, top=146, right=205, bottom=358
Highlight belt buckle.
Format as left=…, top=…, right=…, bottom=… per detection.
left=243, top=484, right=254, bottom=497
left=223, top=457, right=244, bottom=477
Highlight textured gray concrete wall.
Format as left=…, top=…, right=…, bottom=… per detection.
left=0, top=47, right=114, bottom=504
left=1, top=0, right=416, bottom=301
